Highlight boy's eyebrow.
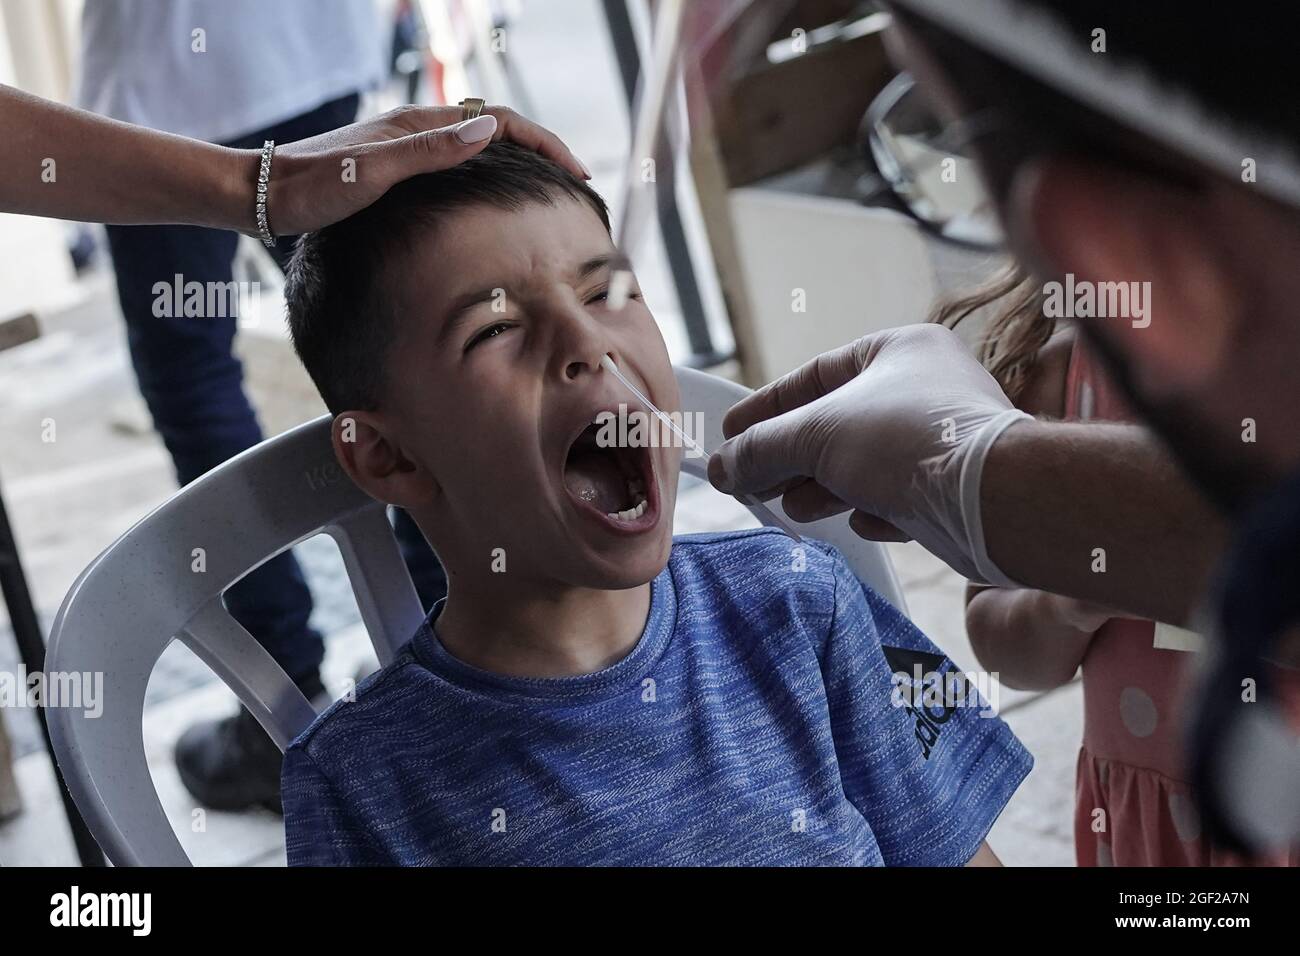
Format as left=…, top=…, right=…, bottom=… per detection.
left=435, top=254, right=617, bottom=347
left=575, top=254, right=614, bottom=280
left=436, top=288, right=501, bottom=348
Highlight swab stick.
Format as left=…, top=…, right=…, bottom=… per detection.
left=600, top=355, right=804, bottom=542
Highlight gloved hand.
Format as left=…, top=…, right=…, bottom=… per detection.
left=707, top=324, right=1033, bottom=585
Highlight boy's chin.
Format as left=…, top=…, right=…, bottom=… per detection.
left=575, top=533, right=673, bottom=591
left=589, top=564, right=668, bottom=592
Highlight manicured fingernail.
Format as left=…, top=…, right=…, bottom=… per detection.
left=453, top=114, right=497, bottom=144
left=578, top=156, right=592, bottom=179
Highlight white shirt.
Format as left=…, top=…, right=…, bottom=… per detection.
left=76, top=0, right=386, bottom=143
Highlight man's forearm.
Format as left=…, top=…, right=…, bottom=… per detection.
left=0, top=84, right=254, bottom=231
left=981, top=420, right=1228, bottom=626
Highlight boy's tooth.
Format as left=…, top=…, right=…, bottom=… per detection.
left=605, top=499, right=650, bottom=522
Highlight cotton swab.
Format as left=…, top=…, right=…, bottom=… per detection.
left=599, top=355, right=803, bottom=542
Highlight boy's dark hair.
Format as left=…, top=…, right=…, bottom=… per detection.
left=285, top=142, right=610, bottom=415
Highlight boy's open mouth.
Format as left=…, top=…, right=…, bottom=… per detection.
left=562, top=417, right=659, bottom=531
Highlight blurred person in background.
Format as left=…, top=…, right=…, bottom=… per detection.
left=77, top=0, right=446, bottom=814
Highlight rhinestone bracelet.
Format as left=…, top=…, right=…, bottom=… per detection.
left=255, top=140, right=275, bottom=247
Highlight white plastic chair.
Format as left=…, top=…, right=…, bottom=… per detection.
left=46, top=366, right=906, bottom=865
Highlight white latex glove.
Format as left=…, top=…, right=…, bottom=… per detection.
left=707, top=324, right=1032, bottom=585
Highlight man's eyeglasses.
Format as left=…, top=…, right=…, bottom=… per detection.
left=856, top=72, right=1006, bottom=251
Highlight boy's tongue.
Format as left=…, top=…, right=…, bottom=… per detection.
left=564, top=449, right=629, bottom=513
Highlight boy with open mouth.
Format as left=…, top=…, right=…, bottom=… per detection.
left=280, top=143, right=1031, bottom=865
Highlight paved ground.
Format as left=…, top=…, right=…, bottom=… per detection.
left=0, top=0, right=1080, bottom=867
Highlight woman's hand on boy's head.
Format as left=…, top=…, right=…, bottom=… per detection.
left=265, top=104, right=591, bottom=236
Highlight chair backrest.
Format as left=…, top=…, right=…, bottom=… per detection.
left=45, top=365, right=906, bottom=865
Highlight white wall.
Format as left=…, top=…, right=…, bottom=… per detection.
left=729, top=189, right=937, bottom=381
left=0, top=0, right=82, bottom=321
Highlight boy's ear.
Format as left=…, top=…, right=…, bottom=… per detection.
left=1010, top=156, right=1244, bottom=399
left=332, top=411, right=439, bottom=508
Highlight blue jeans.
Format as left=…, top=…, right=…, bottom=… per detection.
left=105, top=94, right=446, bottom=686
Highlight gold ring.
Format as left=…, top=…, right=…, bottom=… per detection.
left=459, top=97, right=486, bottom=121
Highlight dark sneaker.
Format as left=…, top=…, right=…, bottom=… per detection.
left=175, top=706, right=288, bottom=814
left=174, top=677, right=326, bottom=815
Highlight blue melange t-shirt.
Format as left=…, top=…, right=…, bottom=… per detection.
left=282, top=530, right=1032, bottom=866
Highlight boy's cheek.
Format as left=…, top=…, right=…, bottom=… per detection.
left=663, top=444, right=685, bottom=485
left=656, top=444, right=683, bottom=523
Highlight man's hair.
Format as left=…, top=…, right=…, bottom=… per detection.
left=285, top=142, right=610, bottom=415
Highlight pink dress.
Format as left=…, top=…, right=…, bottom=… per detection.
left=1066, top=338, right=1300, bottom=867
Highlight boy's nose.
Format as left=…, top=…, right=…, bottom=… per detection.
left=565, top=350, right=614, bottom=381
left=552, top=306, right=615, bottom=382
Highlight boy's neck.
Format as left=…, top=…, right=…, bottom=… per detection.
left=433, top=578, right=653, bottom=679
